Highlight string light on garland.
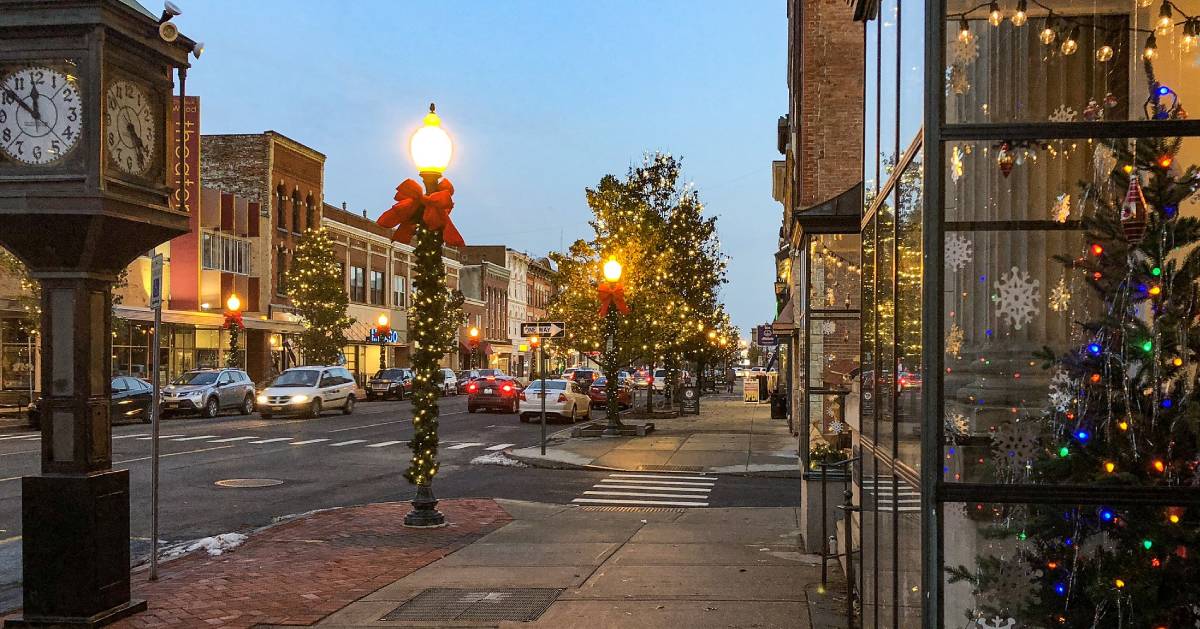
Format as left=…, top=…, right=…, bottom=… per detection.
left=1011, top=0, right=1027, bottom=26
left=1157, top=0, right=1174, bottom=36
left=1039, top=18, right=1056, bottom=45
left=1144, top=32, right=1159, bottom=60
left=987, top=1, right=1002, bottom=26
left=1060, top=26, right=1079, bottom=55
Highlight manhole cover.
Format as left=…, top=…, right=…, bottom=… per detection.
left=214, top=478, right=283, bottom=488
left=382, top=588, right=561, bottom=622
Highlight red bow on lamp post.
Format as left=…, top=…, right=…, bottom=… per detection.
left=222, top=311, right=243, bottom=330
left=598, top=281, right=629, bottom=317
left=377, top=178, right=465, bottom=247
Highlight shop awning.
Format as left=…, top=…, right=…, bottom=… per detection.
left=115, top=306, right=305, bottom=333
left=792, top=182, right=863, bottom=236
left=459, top=341, right=494, bottom=355
left=772, top=294, right=796, bottom=335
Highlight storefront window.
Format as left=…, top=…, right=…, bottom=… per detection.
left=1, top=319, right=35, bottom=390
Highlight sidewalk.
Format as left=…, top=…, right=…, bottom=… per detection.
left=508, top=396, right=800, bottom=476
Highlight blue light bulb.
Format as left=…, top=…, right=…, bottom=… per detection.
left=1088, top=343, right=1102, bottom=355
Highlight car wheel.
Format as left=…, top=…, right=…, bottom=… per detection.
left=308, top=398, right=322, bottom=418
left=583, top=407, right=592, bottom=421
left=510, top=399, right=518, bottom=414
left=567, top=404, right=576, bottom=423
left=241, top=395, right=254, bottom=416
left=342, top=395, right=355, bottom=415
left=202, top=397, right=219, bottom=419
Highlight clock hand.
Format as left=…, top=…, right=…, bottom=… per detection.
left=2, top=87, right=37, bottom=119
left=125, top=120, right=147, bottom=167
left=28, top=82, right=40, bottom=121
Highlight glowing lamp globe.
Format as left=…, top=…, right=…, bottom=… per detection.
left=469, top=326, right=480, bottom=338
left=377, top=313, right=389, bottom=328
left=410, top=104, right=453, bottom=174
left=226, top=293, right=241, bottom=313
left=602, top=258, right=623, bottom=283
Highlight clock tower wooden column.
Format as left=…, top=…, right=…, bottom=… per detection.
left=0, top=1, right=195, bottom=626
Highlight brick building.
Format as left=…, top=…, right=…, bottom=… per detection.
left=458, top=246, right=555, bottom=376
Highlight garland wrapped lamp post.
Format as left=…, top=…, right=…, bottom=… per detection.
left=223, top=293, right=244, bottom=369
left=598, top=256, right=629, bottom=436
left=377, top=104, right=465, bottom=528
left=468, top=325, right=480, bottom=369
left=376, top=313, right=390, bottom=370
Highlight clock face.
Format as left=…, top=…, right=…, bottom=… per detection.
left=0, top=66, right=83, bottom=166
left=105, top=80, right=157, bottom=176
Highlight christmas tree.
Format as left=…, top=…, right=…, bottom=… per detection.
left=286, top=228, right=352, bottom=366
left=949, top=64, right=1200, bottom=628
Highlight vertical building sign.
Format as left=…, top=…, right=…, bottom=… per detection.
left=167, top=96, right=201, bottom=310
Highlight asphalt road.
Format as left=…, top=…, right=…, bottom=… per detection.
left=0, top=393, right=799, bottom=612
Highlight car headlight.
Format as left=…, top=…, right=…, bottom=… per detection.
left=189, top=390, right=205, bottom=398
left=290, top=394, right=309, bottom=404
left=256, top=394, right=268, bottom=405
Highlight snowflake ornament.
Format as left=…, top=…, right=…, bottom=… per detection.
left=951, top=146, right=965, bottom=183
left=949, top=64, right=971, bottom=96
left=1049, top=105, right=1078, bottom=122
left=945, top=234, right=973, bottom=272
left=1051, top=193, right=1071, bottom=223
left=1047, top=369, right=1078, bottom=412
left=828, top=420, right=847, bottom=435
left=993, top=266, right=1040, bottom=330
left=992, top=420, right=1040, bottom=467
left=976, top=619, right=1016, bottom=629
left=821, top=320, right=837, bottom=335
left=945, top=411, right=970, bottom=437
left=981, top=562, right=1042, bottom=612
left=1049, top=277, right=1070, bottom=312
left=946, top=323, right=964, bottom=357
left=952, top=38, right=980, bottom=64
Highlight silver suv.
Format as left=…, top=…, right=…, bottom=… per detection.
left=161, top=368, right=256, bottom=418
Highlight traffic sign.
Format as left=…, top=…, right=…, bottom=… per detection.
left=521, top=321, right=566, bottom=338
left=149, top=254, right=163, bottom=309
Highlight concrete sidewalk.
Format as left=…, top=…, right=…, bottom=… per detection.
left=314, top=500, right=847, bottom=629
left=508, top=396, right=801, bottom=476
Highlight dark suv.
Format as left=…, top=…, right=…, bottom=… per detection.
left=367, top=368, right=413, bottom=401
left=160, top=368, right=256, bottom=418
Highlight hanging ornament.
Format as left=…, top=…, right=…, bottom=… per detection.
left=1103, top=92, right=1120, bottom=109
left=997, top=142, right=1015, bottom=178
left=949, top=64, right=971, bottom=96
left=1049, top=105, right=1078, bottom=123
left=945, top=323, right=964, bottom=357
left=951, top=37, right=980, bottom=64
left=1051, top=193, right=1072, bottom=223
left=1049, top=276, right=1071, bottom=312
left=1120, top=174, right=1150, bottom=244
left=945, top=234, right=974, bottom=272
left=993, top=266, right=1040, bottom=330
left=951, top=145, right=965, bottom=183
left=1093, top=144, right=1117, bottom=179
left=1082, top=98, right=1103, bottom=121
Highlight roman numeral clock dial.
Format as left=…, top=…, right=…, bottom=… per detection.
left=0, top=66, right=82, bottom=166
left=105, top=80, right=156, bottom=176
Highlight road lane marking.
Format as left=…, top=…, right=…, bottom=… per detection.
left=0, top=434, right=38, bottom=441
left=113, top=434, right=149, bottom=439
left=171, top=435, right=218, bottom=441
left=485, top=443, right=515, bottom=451
left=447, top=443, right=483, bottom=450
left=597, top=478, right=714, bottom=487
left=594, top=484, right=711, bottom=492
left=208, top=436, right=257, bottom=443
left=137, top=435, right=182, bottom=440
left=584, top=490, right=713, bottom=499
left=330, top=440, right=367, bottom=447
left=608, top=473, right=712, bottom=481
left=291, top=439, right=331, bottom=445
left=571, top=498, right=709, bottom=507
left=366, top=440, right=406, bottom=448
left=249, top=438, right=293, bottom=444
left=113, top=445, right=235, bottom=466
left=0, top=449, right=38, bottom=457
left=325, top=411, right=467, bottom=433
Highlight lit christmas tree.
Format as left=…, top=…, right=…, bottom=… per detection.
left=286, top=227, right=352, bottom=366
left=949, top=65, right=1200, bottom=628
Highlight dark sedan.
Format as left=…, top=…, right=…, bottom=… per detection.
left=29, top=376, right=154, bottom=427
left=367, top=368, right=412, bottom=401
left=588, top=377, right=633, bottom=409
left=466, top=375, right=522, bottom=414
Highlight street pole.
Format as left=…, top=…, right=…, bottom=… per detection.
left=149, top=287, right=162, bottom=581
left=540, top=340, right=547, bottom=455
left=602, top=306, right=622, bottom=436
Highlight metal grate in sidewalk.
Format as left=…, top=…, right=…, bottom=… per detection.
left=382, top=588, right=562, bottom=622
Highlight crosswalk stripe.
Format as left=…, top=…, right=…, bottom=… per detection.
left=113, top=434, right=148, bottom=440
left=330, top=440, right=366, bottom=447
left=0, top=434, right=38, bottom=441
left=207, top=436, right=257, bottom=443
left=485, top=443, right=515, bottom=451
left=291, top=439, right=330, bottom=445
left=447, top=443, right=483, bottom=449
left=608, top=473, right=711, bottom=481
left=584, top=490, right=711, bottom=499
left=572, top=498, right=709, bottom=507
left=137, top=435, right=182, bottom=440
left=595, top=484, right=711, bottom=493
left=172, top=435, right=218, bottom=441
left=250, top=438, right=293, bottom=444
left=597, top=480, right=710, bottom=489
left=367, top=440, right=406, bottom=448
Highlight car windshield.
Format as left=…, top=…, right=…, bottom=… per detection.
left=526, top=381, right=567, bottom=391
left=172, top=371, right=218, bottom=386
left=373, top=369, right=405, bottom=380
left=271, top=370, right=320, bottom=387
left=654, top=369, right=667, bottom=377
left=478, top=369, right=502, bottom=377
left=592, top=378, right=607, bottom=387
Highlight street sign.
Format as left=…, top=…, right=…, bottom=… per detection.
left=521, top=321, right=566, bottom=338
left=755, top=325, right=777, bottom=346
left=149, top=254, right=164, bottom=309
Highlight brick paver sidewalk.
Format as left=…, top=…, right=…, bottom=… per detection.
left=104, top=499, right=510, bottom=628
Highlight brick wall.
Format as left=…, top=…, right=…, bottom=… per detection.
left=200, top=135, right=270, bottom=206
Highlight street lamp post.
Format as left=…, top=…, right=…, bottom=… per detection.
left=224, top=293, right=244, bottom=369
left=377, top=313, right=390, bottom=371
left=599, top=257, right=627, bottom=436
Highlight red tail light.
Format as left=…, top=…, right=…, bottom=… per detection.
left=556, top=393, right=567, bottom=403
left=467, top=383, right=477, bottom=393
left=519, top=391, right=526, bottom=401
left=502, top=383, right=513, bottom=393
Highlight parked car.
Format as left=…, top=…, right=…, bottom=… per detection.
left=466, top=375, right=523, bottom=413
left=566, top=368, right=602, bottom=388
left=366, top=368, right=413, bottom=401
left=518, top=379, right=591, bottom=423
left=257, top=366, right=357, bottom=418
left=111, top=376, right=155, bottom=423
left=160, top=368, right=256, bottom=418
left=651, top=369, right=692, bottom=392
left=587, top=376, right=633, bottom=409
left=456, top=370, right=481, bottom=394
left=437, top=368, right=458, bottom=396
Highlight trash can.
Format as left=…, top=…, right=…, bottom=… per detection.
left=756, top=375, right=769, bottom=402
left=770, top=391, right=787, bottom=419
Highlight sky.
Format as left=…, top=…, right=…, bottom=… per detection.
left=175, top=0, right=787, bottom=337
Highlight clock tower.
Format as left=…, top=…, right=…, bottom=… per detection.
left=0, top=1, right=196, bottom=626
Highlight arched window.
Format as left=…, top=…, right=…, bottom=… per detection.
left=291, top=189, right=301, bottom=234
left=276, top=249, right=288, bottom=296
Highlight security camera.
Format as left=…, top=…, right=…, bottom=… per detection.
left=158, top=21, right=179, bottom=42
left=159, top=1, right=181, bottom=24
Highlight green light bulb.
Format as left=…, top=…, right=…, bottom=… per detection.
left=1152, top=267, right=1162, bottom=276
left=1143, top=539, right=1153, bottom=550
left=1142, top=340, right=1154, bottom=352
left=1059, top=446, right=1070, bottom=457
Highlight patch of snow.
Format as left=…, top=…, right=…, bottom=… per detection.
left=470, top=451, right=528, bottom=467
left=160, top=532, right=247, bottom=560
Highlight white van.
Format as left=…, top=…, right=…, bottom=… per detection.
left=257, top=366, right=357, bottom=418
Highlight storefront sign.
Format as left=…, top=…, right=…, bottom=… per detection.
left=755, top=325, right=777, bottom=346
left=680, top=386, right=700, bottom=415
left=367, top=328, right=399, bottom=343
left=743, top=378, right=759, bottom=403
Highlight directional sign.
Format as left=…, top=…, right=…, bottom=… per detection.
left=149, top=254, right=164, bottom=310
left=521, top=321, right=566, bottom=338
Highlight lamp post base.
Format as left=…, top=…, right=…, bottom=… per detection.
left=403, top=483, right=446, bottom=528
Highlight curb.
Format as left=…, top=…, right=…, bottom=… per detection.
left=506, top=450, right=803, bottom=478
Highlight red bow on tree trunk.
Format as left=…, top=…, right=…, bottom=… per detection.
left=377, top=178, right=465, bottom=247
left=598, top=281, right=629, bottom=316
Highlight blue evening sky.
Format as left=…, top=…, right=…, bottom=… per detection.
left=175, top=0, right=786, bottom=337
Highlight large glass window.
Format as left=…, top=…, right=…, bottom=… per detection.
left=393, top=275, right=406, bottom=307
left=201, top=232, right=251, bottom=275
left=369, top=270, right=384, bottom=305
left=350, top=266, right=366, bottom=303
